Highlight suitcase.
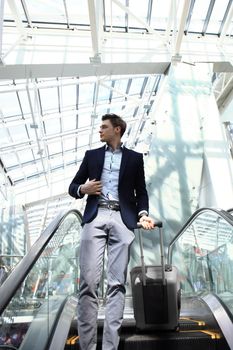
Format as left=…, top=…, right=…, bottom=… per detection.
left=130, top=221, right=181, bottom=331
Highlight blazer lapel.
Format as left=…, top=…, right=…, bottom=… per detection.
left=96, top=146, right=105, bottom=179
left=119, top=147, right=130, bottom=182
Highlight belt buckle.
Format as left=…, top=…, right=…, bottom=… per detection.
left=108, top=203, right=114, bottom=210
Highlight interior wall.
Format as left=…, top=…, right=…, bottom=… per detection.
left=129, top=62, right=233, bottom=272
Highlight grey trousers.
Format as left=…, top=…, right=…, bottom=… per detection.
left=77, top=208, right=135, bottom=350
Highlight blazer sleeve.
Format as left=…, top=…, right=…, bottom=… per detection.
left=68, top=151, right=89, bottom=199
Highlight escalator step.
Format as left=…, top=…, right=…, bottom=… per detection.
left=65, top=335, right=79, bottom=349
left=67, top=330, right=229, bottom=350
left=116, top=331, right=227, bottom=350
left=179, top=317, right=208, bottom=330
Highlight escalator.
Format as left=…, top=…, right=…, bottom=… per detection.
left=0, top=209, right=82, bottom=349
left=0, top=208, right=233, bottom=349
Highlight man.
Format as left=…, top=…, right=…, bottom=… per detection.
left=69, top=114, right=155, bottom=350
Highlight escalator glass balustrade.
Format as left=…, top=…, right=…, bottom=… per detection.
left=0, top=210, right=82, bottom=349
left=168, top=208, right=233, bottom=311
left=167, top=208, right=233, bottom=349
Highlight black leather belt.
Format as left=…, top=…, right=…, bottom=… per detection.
left=98, top=202, right=120, bottom=211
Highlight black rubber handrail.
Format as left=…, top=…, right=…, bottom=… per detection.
left=0, top=209, right=82, bottom=315
left=47, top=295, right=78, bottom=350
left=19, top=295, right=70, bottom=350
left=167, top=207, right=233, bottom=264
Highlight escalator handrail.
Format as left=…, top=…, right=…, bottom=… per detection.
left=227, top=208, right=233, bottom=214
left=167, top=207, right=233, bottom=264
left=0, top=209, right=82, bottom=315
left=202, top=293, right=233, bottom=350
left=47, top=295, right=78, bottom=350
left=19, top=295, right=69, bottom=350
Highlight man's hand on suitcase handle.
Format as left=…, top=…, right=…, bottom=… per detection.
left=138, top=216, right=162, bottom=230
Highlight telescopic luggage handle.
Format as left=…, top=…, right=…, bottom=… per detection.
left=154, top=221, right=163, bottom=228
left=137, top=220, right=165, bottom=287
left=136, top=220, right=163, bottom=229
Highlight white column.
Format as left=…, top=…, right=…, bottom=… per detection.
left=199, top=85, right=233, bottom=209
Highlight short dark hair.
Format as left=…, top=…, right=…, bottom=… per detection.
left=102, top=113, right=127, bottom=137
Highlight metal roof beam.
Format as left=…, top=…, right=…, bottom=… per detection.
left=25, top=82, right=50, bottom=186
left=112, top=0, right=165, bottom=42
left=3, top=0, right=32, bottom=63
left=0, top=62, right=170, bottom=79
left=62, top=0, right=70, bottom=28
left=7, top=0, right=26, bottom=37
left=202, top=0, right=215, bottom=35
left=173, top=0, right=191, bottom=59
left=88, top=0, right=103, bottom=61
left=0, top=157, right=13, bottom=186
left=164, top=0, right=174, bottom=43
left=146, top=0, right=153, bottom=26
left=184, top=0, right=195, bottom=33
left=219, top=0, right=233, bottom=44
left=20, top=0, right=32, bottom=28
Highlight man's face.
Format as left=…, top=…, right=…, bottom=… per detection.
left=99, top=119, right=120, bottom=143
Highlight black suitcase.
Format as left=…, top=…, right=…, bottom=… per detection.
left=130, top=221, right=180, bottom=331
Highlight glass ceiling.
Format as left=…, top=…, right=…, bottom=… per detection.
left=1, top=0, right=233, bottom=243
left=2, top=0, right=233, bottom=35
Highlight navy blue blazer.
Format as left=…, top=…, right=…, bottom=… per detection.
left=68, top=145, right=149, bottom=229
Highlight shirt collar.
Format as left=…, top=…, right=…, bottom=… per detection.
left=105, top=142, right=124, bottom=151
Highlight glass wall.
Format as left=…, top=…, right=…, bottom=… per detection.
left=0, top=205, right=26, bottom=284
